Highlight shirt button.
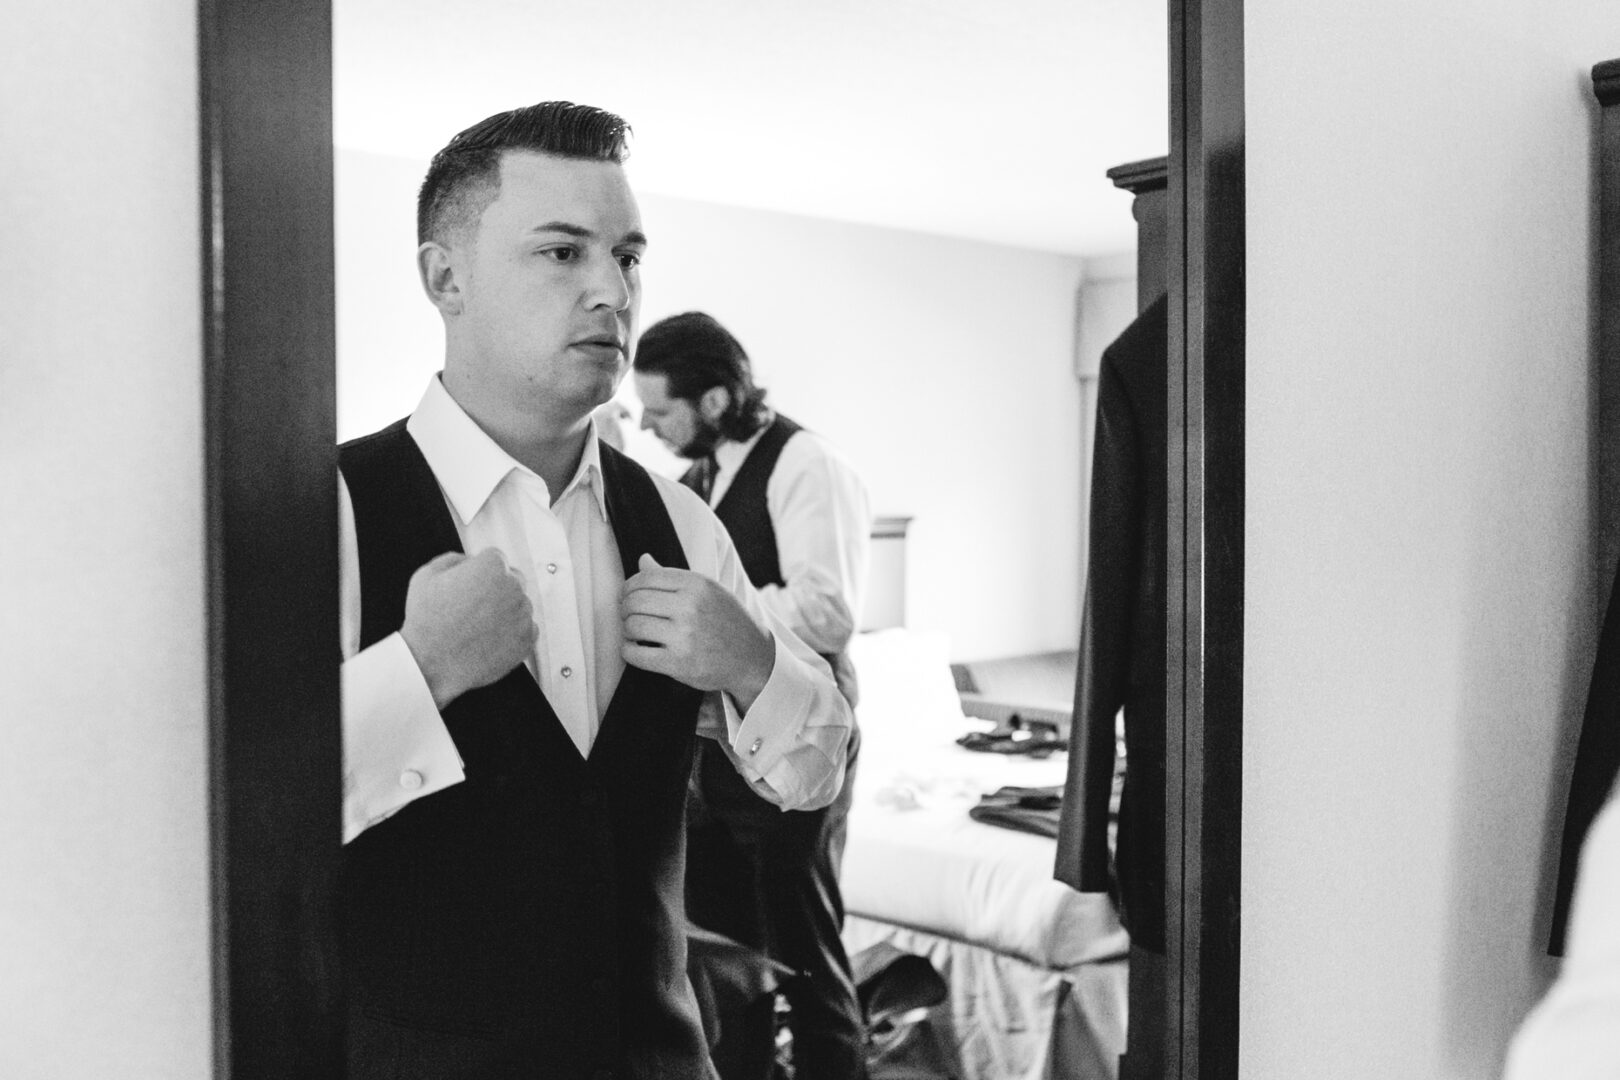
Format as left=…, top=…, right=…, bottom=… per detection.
left=561, top=665, right=573, bottom=678
left=546, top=562, right=558, bottom=574
left=399, top=769, right=424, bottom=791
left=748, top=738, right=763, bottom=756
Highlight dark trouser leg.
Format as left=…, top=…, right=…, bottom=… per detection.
left=686, top=749, right=775, bottom=1080
left=685, top=736, right=867, bottom=1080
left=685, top=758, right=770, bottom=949
left=757, top=743, right=866, bottom=1080
left=706, top=993, right=779, bottom=1080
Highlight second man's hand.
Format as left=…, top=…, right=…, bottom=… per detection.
left=621, top=553, right=775, bottom=711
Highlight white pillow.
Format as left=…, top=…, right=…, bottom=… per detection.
left=849, top=628, right=966, bottom=729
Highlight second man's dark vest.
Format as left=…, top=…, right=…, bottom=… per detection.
left=340, top=420, right=711, bottom=1080
left=682, top=414, right=802, bottom=589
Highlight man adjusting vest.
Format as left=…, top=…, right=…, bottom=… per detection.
left=339, top=105, right=855, bottom=1080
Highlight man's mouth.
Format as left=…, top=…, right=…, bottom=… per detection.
left=572, top=334, right=625, bottom=357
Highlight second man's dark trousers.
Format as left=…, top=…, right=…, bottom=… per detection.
left=685, top=734, right=867, bottom=1080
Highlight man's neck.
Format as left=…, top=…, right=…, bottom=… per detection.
left=441, top=372, right=589, bottom=503
left=721, top=415, right=775, bottom=458
left=696, top=411, right=773, bottom=465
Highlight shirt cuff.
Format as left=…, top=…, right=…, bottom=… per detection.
left=341, top=631, right=465, bottom=844
left=724, top=636, right=804, bottom=763
left=722, top=635, right=851, bottom=810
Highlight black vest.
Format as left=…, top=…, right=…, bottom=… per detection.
left=682, top=415, right=802, bottom=589
left=340, top=420, right=711, bottom=1079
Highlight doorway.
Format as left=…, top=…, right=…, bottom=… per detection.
left=199, top=2, right=1243, bottom=1076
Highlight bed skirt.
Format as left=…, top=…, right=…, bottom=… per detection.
left=843, top=916, right=1127, bottom=1080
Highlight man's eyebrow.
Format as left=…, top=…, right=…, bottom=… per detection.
left=527, top=221, right=649, bottom=247
left=528, top=221, right=592, bottom=238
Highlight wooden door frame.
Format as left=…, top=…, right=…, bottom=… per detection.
left=197, top=1, right=1247, bottom=1076
left=200, top=1, right=342, bottom=1076
left=1165, top=0, right=1244, bottom=1076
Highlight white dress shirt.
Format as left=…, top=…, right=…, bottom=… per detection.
left=709, top=419, right=872, bottom=702
left=1505, top=792, right=1620, bottom=1078
left=340, top=377, right=853, bottom=844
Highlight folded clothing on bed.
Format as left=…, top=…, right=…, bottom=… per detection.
left=956, top=718, right=1068, bottom=757
left=967, top=785, right=1065, bottom=838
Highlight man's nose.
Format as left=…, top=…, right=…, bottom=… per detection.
left=585, top=254, right=632, bottom=311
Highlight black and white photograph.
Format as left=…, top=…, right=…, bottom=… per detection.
left=3, top=1, right=1618, bottom=1078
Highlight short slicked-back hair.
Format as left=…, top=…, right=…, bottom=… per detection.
left=633, top=312, right=771, bottom=441
left=416, top=101, right=632, bottom=246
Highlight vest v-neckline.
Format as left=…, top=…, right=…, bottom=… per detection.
left=586, top=445, right=695, bottom=762
left=344, top=427, right=696, bottom=766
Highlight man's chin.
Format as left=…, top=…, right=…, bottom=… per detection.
left=582, top=372, right=623, bottom=410
left=678, top=428, right=724, bottom=461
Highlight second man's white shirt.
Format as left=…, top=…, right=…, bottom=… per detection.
left=707, top=421, right=872, bottom=701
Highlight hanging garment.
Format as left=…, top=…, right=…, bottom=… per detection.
left=1054, top=293, right=1169, bottom=955
left=1550, top=554, right=1620, bottom=954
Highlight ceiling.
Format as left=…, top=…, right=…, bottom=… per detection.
left=334, top=0, right=1168, bottom=257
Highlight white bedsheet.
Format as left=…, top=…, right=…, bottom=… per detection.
left=843, top=630, right=1129, bottom=970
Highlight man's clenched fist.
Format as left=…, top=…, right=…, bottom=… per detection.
left=400, top=549, right=537, bottom=710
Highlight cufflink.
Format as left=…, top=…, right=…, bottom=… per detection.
left=399, top=769, right=424, bottom=791
left=748, top=738, right=763, bottom=756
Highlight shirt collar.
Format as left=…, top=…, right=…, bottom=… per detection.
left=405, top=375, right=609, bottom=526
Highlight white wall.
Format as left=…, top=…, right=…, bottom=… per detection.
left=337, top=147, right=1098, bottom=660
left=1246, top=4, right=1615, bottom=1077
left=0, top=3, right=210, bottom=1079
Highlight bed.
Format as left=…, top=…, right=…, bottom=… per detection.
left=841, top=628, right=1130, bottom=1080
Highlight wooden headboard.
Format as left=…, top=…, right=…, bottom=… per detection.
left=861, top=515, right=912, bottom=631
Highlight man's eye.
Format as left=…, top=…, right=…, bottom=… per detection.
left=541, top=246, right=578, bottom=263
left=617, top=252, right=642, bottom=270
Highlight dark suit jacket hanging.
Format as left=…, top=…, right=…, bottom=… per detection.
left=1550, top=552, right=1620, bottom=954
left=1055, top=293, right=1169, bottom=955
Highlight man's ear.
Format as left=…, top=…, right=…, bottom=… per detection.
left=699, top=385, right=731, bottom=423
left=417, top=241, right=463, bottom=316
